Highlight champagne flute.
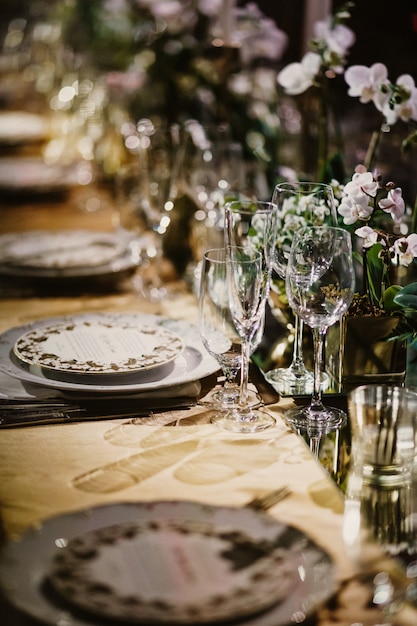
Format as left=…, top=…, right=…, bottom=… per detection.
left=267, top=182, right=338, bottom=395
left=216, top=200, right=277, bottom=433
left=285, top=226, right=355, bottom=429
left=199, top=248, right=261, bottom=409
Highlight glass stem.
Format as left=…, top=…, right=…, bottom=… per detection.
left=239, top=340, right=250, bottom=413
left=311, top=327, right=326, bottom=411
left=309, top=435, right=321, bottom=459
left=223, top=365, right=239, bottom=389
left=290, top=314, right=306, bottom=374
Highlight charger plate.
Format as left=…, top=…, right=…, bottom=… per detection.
left=0, top=111, right=49, bottom=145
left=13, top=318, right=184, bottom=375
left=0, top=313, right=219, bottom=394
left=0, top=157, right=80, bottom=193
left=0, top=231, right=136, bottom=282
left=0, top=501, right=337, bottom=626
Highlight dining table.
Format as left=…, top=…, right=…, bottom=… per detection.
left=0, top=166, right=417, bottom=626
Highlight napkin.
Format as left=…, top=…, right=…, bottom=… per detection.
left=0, top=370, right=201, bottom=404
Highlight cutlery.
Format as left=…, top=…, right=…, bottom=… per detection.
left=0, top=400, right=196, bottom=428
left=247, top=486, right=291, bottom=511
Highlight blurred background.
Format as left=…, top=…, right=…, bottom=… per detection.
left=0, top=0, right=416, bottom=272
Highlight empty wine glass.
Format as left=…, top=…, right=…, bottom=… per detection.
left=267, top=182, right=338, bottom=395
left=199, top=248, right=262, bottom=409
left=285, top=226, right=355, bottom=429
left=183, top=121, right=245, bottom=266
left=215, top=200, right=277, bottom=433
left=117, top=118, right=183, bottom=301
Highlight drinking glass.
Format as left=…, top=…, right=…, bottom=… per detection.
left=285, top=226, right=355, bottom=429
left=218, top=200, right=278, bottom=432
left=117, top=118, right=182, bottom=301
left=267, top=182, right=338, bottom=395
left=183, top=121, right=245, bottom=266
left=343, top=384, right=417, bottom=613
left=199, top=248, right=261, bottom=409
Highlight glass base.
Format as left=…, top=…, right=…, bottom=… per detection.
left=265, top=367, right=330, bottom=396
left=211, top=407, right=276, bottom=433
left=284, top=404, right=346, bottom=431
left=199, top=386, right=261, bottom=410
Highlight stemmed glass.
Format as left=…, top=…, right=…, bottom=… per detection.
left=267, top=182, right=338, bottom=395
left=118, top=118, right=183, bottom=301
left=183, top=121, right=244, bottom=263
left=285, top=226, right=355, bottom=429
left=216, top=200, right=277, bottom=433
left=199, top=248, right=261, bottom=409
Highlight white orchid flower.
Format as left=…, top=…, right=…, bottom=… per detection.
left=382, top=74, right=417, bottom=125
left=393, top=234, right=417, bottom=267
left=277, top=52, right=321, bottom=95
left=354, top=225, right=380, bottom=248
left=344, top=63, right=389, bottom=106
left=344, top=170, right=379, bottom=198
left=314, top=19, right=355, bottom=56
left=338, top=194, right=373, bottom=225
left=378, top=187, right=405, bottom=223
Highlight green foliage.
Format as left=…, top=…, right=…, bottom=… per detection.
left=388, top=282, right=417, bottom=343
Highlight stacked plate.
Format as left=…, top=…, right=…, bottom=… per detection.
left=0, top=312, right=219, bottom=395
left=0, top=500, right=336, bottom=625
left=0, top=230, right=137, bottom=285
left=0, top=111, right=50, bottom=146
left=0, top=157, right=82, bottom=195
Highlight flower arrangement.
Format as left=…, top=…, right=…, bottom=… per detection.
left=53, top=0, right=288, bottom=184
left=276, top=1, right=417, bottom=343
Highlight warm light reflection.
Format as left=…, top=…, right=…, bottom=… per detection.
left=125, top=135, right=139, bottom=150
left=58, top=85, right=76, bottom=102
left=195, top=209, right=206, bottom=222
left=342, top=498, right=361, bottom=549
left=373, top=572, right=394, bottom=605
left=54, top=537, right=68, bottom=548
left=297, top=564, right=306, bottom=582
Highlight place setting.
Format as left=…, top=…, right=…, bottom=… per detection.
left=0, top=230, right=138, bottom=289
left=0, top=111, right=51, bottom=147
left=0, top=499, right=337, bottom=626
left=0, top=312, right=220, bottom=426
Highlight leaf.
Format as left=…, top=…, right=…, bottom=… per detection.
left=396, top=282, right=417, bottom=296
left=383, top=285, right=403, bottom=312
left=393, top=282, right=417, bottom=310
left=365, top=244, right=386, bottom=303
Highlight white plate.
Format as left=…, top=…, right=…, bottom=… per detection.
left=13, top=319, right=184, bottom=375
left=0, top=231, right=137, bottom=281
left=0, top=111, right=49, bottom=145
left=0, top=313, right=219, bottom=394
left=0, top=157, right=81, bottom=193
left=0, top=501, right=337, bottom=626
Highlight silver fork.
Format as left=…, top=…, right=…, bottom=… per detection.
left=247, top=486, right=291, bottom=511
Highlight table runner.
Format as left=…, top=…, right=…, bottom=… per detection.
left=1, top=291, right=417, bottom=624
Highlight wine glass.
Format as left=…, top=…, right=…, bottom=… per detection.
left=285, top=226, right=355, bottom=429
left=266, top=182, right=338, bottom=395
left=117, top=118, right=182, bottom=301
left=215, top=200, right=277, bottom=433
left=199, top=248, right=262, bottom=409
left=183, top=121, right=245, bottom=266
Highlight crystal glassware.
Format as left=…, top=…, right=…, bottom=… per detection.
left=199, top=248, right=262, bottom=409
left=284, top=226, right=355, bottom=429
left=117, top=118, right=182, bottom=301
left=214, top=200, right=277, bottom=433
left=267, top=181, right=338, bottom=395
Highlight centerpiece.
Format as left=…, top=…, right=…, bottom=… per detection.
left=275, top=1, right=417, bottom=389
